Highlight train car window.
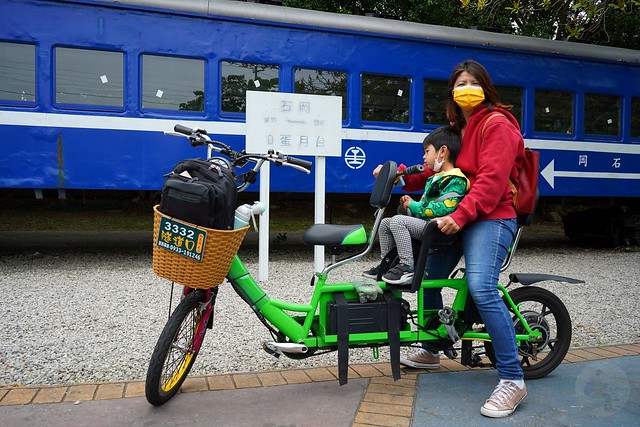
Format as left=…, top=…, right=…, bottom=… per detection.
left=534, top=89, right=574, bottom=134
left=495, top=85, right=523, bottom=128
left=142, top=55, right=205, bottom=112
left=221, top=61, right=279, bottom=113
left=55, top=47, right=123, bottom=107
left=0, top=42, right=35, bottom=103
left=362, top=73, right=410, bottom=123
left=423, top=79, right=448, bottom=125
left=294, top=68, right=347, bottom=119
left=632, top=97, right=640, bottom=138
left=584, top=93, right=620, bottom=137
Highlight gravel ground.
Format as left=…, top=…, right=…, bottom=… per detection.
left=0, top=235, right=638, bottom=387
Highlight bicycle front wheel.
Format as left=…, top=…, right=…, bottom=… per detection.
left=145, top=290, right=209, bottom=406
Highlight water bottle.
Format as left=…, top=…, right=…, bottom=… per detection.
left=234, top=202, right=265, bottom=229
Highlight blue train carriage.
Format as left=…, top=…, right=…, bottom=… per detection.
left=1, top=0, right=639, bottom=238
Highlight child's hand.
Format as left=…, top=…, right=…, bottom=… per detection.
left=400, top=195, right=413, bottom=208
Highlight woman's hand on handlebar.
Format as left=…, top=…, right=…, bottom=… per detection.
left=436, top=215, right=461, bottom=235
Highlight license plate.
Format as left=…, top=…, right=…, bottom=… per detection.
left=156, top=217, right=207, bottom=262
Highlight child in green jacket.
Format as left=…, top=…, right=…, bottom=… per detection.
left=364, top=125, right=469, bottom=284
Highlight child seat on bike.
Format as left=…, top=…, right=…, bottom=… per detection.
left=303, top=161, right=462, bottom=285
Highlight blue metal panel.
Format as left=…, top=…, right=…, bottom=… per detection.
left=1, top=0, right=639, bottom=197
left=0, top=126, right=59, bottom=188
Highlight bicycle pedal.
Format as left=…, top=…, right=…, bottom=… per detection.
left=438, top=307, right=456, bottom=325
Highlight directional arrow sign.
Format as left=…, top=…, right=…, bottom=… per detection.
left=541, top=159, right=640, bottom=189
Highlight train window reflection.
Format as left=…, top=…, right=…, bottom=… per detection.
left=495, top=85, right=523, bottom=128
left=584, top=93, right=620, bottom=136
left=294, top=68, right=347, bottom=119
left=55, top=47, right=123, bottom=107
left=221, top=61, right=279, bottom=113
left=362, top=73, right=410, bottom=123
left=423, top=79, right=448, bottom=125
left=0, top=42, right=35, bottom=103
left=630, top=97, right=639, bottom=138
left=142, top=55, right=204, bottom=112
left=534, top=89, right=573, bottom=134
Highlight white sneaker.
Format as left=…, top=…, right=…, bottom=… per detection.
left=480, top=380, right=527, bottom=418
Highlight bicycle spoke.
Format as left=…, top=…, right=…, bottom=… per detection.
left=160, top=309, right=199, bottom=389
left=146, top=290, right=212, bottom=406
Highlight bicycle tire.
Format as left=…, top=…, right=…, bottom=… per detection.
left=145, top=290, right=208, bottom=406
left=484, top=286, right=572, bottom=380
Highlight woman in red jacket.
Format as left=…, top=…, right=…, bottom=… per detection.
left=440, top=60, right=526, bottom=418
left=398, top=60, right=526, bottom=418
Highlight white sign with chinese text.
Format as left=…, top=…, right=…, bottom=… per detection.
left=246, top=92, right=342, bottom=280
left=246, top=91, right=342, bottom=157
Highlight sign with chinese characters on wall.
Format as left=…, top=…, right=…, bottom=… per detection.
left=246, top=91, right=342, bottom=157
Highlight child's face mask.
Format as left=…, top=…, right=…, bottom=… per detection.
left=453, top=85, right=485, bottom=111
left=433, top=148, right=445, bottom=172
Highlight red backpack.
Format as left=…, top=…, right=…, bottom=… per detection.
left=482, top=113, right=540, bottom=225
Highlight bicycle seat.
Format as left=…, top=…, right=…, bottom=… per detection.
left=303, top=160, right=396, bottom=249
left=302, top=224, right=367, bottom=246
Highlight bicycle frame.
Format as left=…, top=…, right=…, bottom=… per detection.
left=225, top=255, right=543, bottom=351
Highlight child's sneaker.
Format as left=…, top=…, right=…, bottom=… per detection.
left=362, top=265, right=380, bottom=279
left=399, top=348, right=440, bottom=369
left=382, top=263, right=414, bottom=284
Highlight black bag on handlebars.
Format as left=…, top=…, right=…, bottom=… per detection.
left=159, top=158, right=237, bottom=230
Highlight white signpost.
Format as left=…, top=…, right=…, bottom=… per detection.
left=246, top=91, right=342, bottom=281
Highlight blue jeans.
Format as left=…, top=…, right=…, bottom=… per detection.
left=423, top=218, right=522, bottom=380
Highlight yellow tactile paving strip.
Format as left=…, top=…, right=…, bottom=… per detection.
left=1, top=344, right=638, bottom=426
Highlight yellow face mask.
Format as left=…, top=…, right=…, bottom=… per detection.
left=453, top=85, right=485, bottom=111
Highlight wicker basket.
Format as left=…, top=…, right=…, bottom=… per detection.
left=152, top=205, right=249, bottom=289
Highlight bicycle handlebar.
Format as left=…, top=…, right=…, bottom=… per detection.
left=284, top=156, right=313, bottom=171
left=165, top=124, right=313, bottom=191
left=401, top=164, right=425, bottom=176
left=174, top=124, right=197, bottom=135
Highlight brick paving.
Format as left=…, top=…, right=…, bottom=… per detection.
left=1, top=344, right=638, bottom=426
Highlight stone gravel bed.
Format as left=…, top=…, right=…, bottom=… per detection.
left=1, top=236, right=638, bottom=386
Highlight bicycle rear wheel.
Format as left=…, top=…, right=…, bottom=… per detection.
left=485, top=286, right=572, bottom=379
left=145, top=290, right=209, bottom=406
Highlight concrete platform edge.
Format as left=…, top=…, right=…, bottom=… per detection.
left=2, top=343, right=639, bottom=427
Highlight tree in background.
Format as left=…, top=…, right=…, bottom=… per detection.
left=282, top=0, right=639, bottom=49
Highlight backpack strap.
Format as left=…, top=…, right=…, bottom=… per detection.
left=481, top=112, right=518, bottom=206
left=480, top=112, right=505, bottom=138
